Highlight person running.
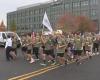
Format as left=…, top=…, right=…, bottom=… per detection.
left=56, top=34, right=66, bottom=65
left=84, top=35, right=93, bottom=58
left=21, top=34, right=27, bottom=59
left=93, top=36, right=99, bottom=54
left=43, top=35, right=56, bottom=65
left=65, top=34, right=75, bottom=62
left=73, top=34, right=83, bottom=64
left=65, top=42, right=74, bottom=62
left=10, top=36, right=17, bottom=60
left=39, top=34, right=47, bottom=66
left=5, top=35, right=13, bottom=61
left=12, top=35, right=17, bottom=55
left=32, top=33, right=40, bottom=60
left=50, top=35, right=58, bottom=64
left=26, top=33, right=35, bottom=63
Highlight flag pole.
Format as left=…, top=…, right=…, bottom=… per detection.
left=42, top=25, right=44, bottom=35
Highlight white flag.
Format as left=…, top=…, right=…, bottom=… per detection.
left=42, top=12, right=53, bottom=32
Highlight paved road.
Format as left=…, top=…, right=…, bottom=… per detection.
left=0, top=48, right=47, bottom=80
left=31, top=55, right=100, bottom=80
left=0, top=47, right=100, bottom=80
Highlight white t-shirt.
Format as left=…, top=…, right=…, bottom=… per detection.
left=5, top=38, right=12, bottom=48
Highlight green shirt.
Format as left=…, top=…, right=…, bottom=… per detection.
left=12, top=38, right=17, bottom=48
left=56, top=38, right=66, bottom=53
left=74, top=38, right=82, bottom=50
left=45, top=39, right=53, bottom=50
left=33, top=37, right=40, bottom=48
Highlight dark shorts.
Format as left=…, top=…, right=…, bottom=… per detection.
left=11, top=48, right=16, bottom=52
left=33, top=47, right=39, bottom=54
left=70, top=49, right=75, bottom=54
left=44, top=49, right=54, bottom=55
left=65, top=48, right=67, bottom=52
left=57, top=53, right=64, bottom=57
left=6, top=46, right=13, bottom=53
left=27, top=49, right=31, bottom=54
left=73, top=50, right=83, bottom=56
left=22, top=47, right=27, bottom=52
left=93, top=43, right=99, bottom=48
left=83, top=46, right=85, bottom=52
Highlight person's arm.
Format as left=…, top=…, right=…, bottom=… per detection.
left=5, top=39, right=8, bottom=49
left=40, top=35, right=46, bottom=44
left=58, top=44, right=66, bottom=48
left=58, top=41, right=66, bottom=48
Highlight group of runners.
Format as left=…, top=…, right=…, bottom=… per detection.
left=20, top=32, right=100, bottom=65
left=5, top=32, right=100, bottom=66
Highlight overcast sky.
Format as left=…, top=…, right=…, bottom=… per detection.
left=0, top=0, right=51, bottom=25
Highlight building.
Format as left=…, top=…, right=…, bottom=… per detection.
left=7, top=0, right=100, bottom=34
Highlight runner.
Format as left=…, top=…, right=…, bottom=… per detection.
left=44, top=35, right=56, bottom=65
left=84, top=39, right=92, bottom=59
left=65, top=41, right=74, bottom=62
left=93, top=36, right=99, bottom=54
left=5, top=35, right=13, bottom=61
left=12, top=35, right=17, bottom=55
left=50, top=34, right=58, bottom=64
left=26, top=33, right=35, bottom=63
left=56, top=34, right=66, bottom=65
left=21, top=34, right=27, bottom=59
left=74, top=34, right=83, bottom=64
left=11, top=36, right=17, bottom=60
left=32, top=33, right=40, bottom=60
left=38, top=34, right=46, bottom=66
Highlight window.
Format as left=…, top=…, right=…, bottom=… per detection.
left=90, top=0, right=98, bottom=5
left=81, top=0, right=89, bottom=6
left=34, top=17, right=36, bottom=22
left=34, top=10, right=36, bottom=15
left=65, top=3, right=70, bottom=9
left=73, top=11, right=80, bottom=16
left=81, top=10, right=89, bottom=16
left=91, top=9, right=96, bottom=16
left=29, top=11, right=33, bottom=15
left=73, top=2, right=80, bottom=7
left=39, top=8, right=41, bottom=14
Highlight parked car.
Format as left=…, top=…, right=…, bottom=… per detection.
left=0, top=31, right=21, bottom=47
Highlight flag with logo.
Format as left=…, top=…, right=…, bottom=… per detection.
left=42, top=12, right=53, bottom=32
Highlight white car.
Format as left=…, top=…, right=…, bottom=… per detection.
left=0, top=31, right=21, bottom=47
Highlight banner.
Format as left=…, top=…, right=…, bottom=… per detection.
left=42, top=12, right=53, bottom=32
